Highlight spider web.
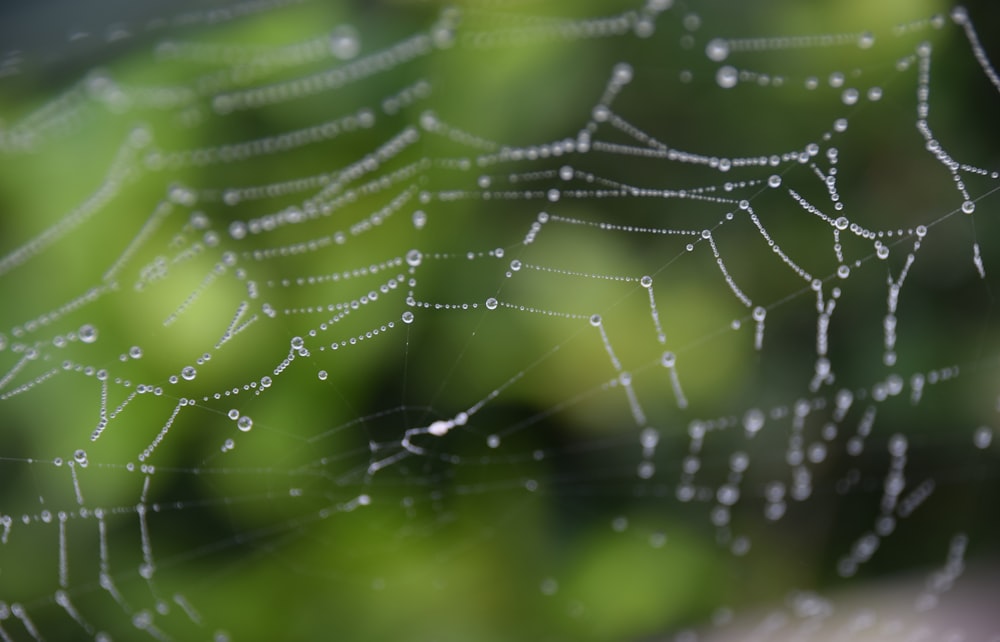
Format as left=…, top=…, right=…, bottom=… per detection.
left=1, top=1, right=999, bottom=640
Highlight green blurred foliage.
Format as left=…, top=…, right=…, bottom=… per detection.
left=1, top=1, right=999, bottom=640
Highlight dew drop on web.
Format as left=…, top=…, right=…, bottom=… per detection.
left=716, top=65, right=738, bottom=89
left=329, top=25, right=361, bottom=60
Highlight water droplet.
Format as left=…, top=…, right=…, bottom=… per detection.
left=79, top=324, right=98, bottom=344
left=228, top=219, right=248, bottom=240
left=743, top=408, right=765, bottom=434
left=260, top=376, right=272, bottom=388
left=888, top=434, right=908, bottom=457
left=487, top=435, right=500, bottom=448
left=704, top=504, right=728, bottom=527
left=237, top=416, right=253, bottom=432
left=837, top=265, right=851, bottom=279
left=412, top=210, right=427, bottom=229
left=228, top=409, right=239, bottom=420
left=428, top=420, right=452, bottom=436
left=129, top=346, right=143, bottom=359
left=401, top=311, right=414, bottom=324
left=705, top=38, right=729, bottom=62
left=290, top=336, right=304, bottom=350
left=589, top=314, right=602, bottom=327
left=432, top=25, right=454, bottom=48
left=730, top=452, right=749, bottom=472
left=661, top=351, right=676, bottom=367
left=876, top=244, right=890, bottom=259
left=717, top=484, right=739, bottom=506
left=329, top=25, right=361, bottom=60
left=613, top=62, right=633, bottom=84
left=485, top=297, right=498, bottom=310
left=74, top=449, right=87, bottom=464
left=682, top=13, right=701, bottom=31
left=181, top=366, right=197, bottom=381
left=640, top=275, right=653, bottom=288
left=731, top=537, right=751, bottom=556
left=841, top=88, right=859, bottom=105
left=808, top=442, right=827, bottom=463
left=768, top=175, right=781, bottom=188
left=510, top=260, right=522, bottom=271
left=752, top=306, right=766, bottom=321
left=559, top=165, right=574, bottom=181
left=716, top=66, right=738, bottom=89
left=961, top=200, right=975, bottom=214
left=318, top=370, right=328, bottom=381
left=406, top=249, right=422, bottom=266
left=635, top=16, right=655, bottom=38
